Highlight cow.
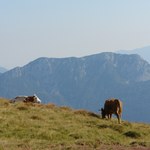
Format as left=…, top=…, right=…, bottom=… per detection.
left=23, top=94, right=41, bottom=103
left=100, top=98, right=123, bottom=123
left=10, top=94, right=41, bottom=103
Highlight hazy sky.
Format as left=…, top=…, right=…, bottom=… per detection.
left=0, top=0, right=150, bottom=69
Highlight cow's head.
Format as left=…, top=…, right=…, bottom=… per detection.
left=33, top=94, right=41, bottom=103
left=101, top=108, right=106, bottom=119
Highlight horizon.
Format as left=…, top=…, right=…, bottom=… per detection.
left=1, top=45, right=150, bottom=70
left=1, top=0, right=150, bottom=69
left=0, top=45, right=150, bottom=70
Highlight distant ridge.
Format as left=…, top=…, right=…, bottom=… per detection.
left=117, top=45, right=150, bottom=63
left=0, top=52, right=150, bottom=123
left=0, top=66, right=7, bottom=73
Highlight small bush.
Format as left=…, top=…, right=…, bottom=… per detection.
left=124, top=131, right=141, bottom=138
left=30, top=115, right=42, bottom=120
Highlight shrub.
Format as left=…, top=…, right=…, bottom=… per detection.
left=30, top=115, right=42, bottom=120
left=124, top=131, right=141, bottom=138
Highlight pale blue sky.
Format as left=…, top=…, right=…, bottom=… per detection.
left=0, top=0, right=150, bottom=69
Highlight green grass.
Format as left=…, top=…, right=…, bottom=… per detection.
left=0, top=98, right=150, bottom=150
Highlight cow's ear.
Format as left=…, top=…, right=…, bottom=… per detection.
left=101, top=108, right=104, bottom=112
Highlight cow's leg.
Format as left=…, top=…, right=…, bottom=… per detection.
left=107, top=114, right=112, bottom=120
left=109, top=114, right=112, bottom=120
left=116, top=113, right=121, bottom=124
left=106, top=114, right=109, bottom=119
left=118, top=114, right=121, bottom=123
left=107, top=114, right=109, bottom=119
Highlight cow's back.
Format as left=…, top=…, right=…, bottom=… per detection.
left=11, top=96, right=27, bottom=102
left=24, top=96, right=36, bottom=103
left=104, top=99, right=122, bottom=115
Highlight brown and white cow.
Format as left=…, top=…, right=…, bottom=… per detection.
left=23, top=95, right=41, bottom=103
left=10, top=94, right=41, bottom=103
left=100, top=98, right=123, bottom=123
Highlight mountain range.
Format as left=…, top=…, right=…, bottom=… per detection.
left=0, top=52, right=150, bottom=123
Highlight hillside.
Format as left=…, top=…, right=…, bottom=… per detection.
left=0, top=98, right=150, bottom=150
left=0, top=52, right=150, bottom=123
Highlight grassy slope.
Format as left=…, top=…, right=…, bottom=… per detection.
left=0, top=98, right=150, bottom=150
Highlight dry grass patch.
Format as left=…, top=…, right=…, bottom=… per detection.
left=45, top=103, right=56, bottom=109
left=0, top=98, right=10, bottom=107
left=60, top=106, right=72, bottom=111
